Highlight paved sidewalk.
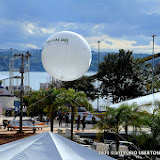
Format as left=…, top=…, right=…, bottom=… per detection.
left=0, top=115, right=151, bottom=135
left=0, top=115, right=99, bottom=135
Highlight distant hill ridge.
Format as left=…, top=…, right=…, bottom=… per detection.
left=0, top=49, right=151, bottom=72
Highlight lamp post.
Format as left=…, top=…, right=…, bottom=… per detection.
left=10, top=48, right=12, bottom=58
left=97, top=41, right=100, bottom=111
left=151, top=34, right=156, bottom=94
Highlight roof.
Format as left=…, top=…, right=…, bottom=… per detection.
left=0, top=75, right=9, bottom=80
left=110, top=92, right=160, bottom=112
left=0, top=85, right=13, bottom=97
left=0, top=132, right=115, bottom=160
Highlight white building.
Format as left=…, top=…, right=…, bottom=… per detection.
left=0, top=83, right=15, bottom=109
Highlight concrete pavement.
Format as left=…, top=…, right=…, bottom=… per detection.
left=0, top=115, right=99, bottom=135
left=0, top=115, right=151, bottom=135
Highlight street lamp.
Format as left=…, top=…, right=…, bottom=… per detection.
left=151, top=34, right=156, bottom=94
left=10, top=48, right=12, bottom=58
left=97, top=41, right=100, bottom=111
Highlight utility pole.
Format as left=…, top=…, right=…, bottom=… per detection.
left=14, top=51, right=30, bottom=133
left=20, top=54, right=24, bottom=133
left=97, top=41, right=100, bottom=111
left=151, top=34, right=156, bottom=94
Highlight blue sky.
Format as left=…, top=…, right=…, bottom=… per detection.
left=1, top=0, right=160, bottom=54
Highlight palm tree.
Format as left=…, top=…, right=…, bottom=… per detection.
left=27, top=90, right=46, bottom=120
left=27, top=88, right=63, bottom=132
left=95, top=104, right=137, bottom=151
left=26, top=88, right=92, bottom=136
left=95, top=106, right=120, bottom=150
left=44, top=88, right=61, bottom=132
left=122, top=103, right=146, bottom=138
left=143, top=109, right=160, bottom=150
left=57, top=88, right=91, bottom=140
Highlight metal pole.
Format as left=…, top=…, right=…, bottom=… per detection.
left=19, top=54, right=24, bottom=133
left=151, top=35, right=156, bottom=94
left=9, top=48, right=12, bottom=92
left=10, top=48, right=12, bottom=58
left=97, top=41, right=100, bottom=111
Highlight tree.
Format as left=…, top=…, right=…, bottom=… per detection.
left=27, top=90, right=47, bottom=120
left=121, top=103, right=148, bottom=139
left=62, top=75, right=97, bottom=101
left=143, top=111, right=160, bottom=150
left=97, top=49, right=146, bottom=103
left=143, top=62, right=160, bottom=94
left=119, top=104, right=132, bottom=140
left=136, top=101, right=160, bottom=153
left=57, top=88, right=92, bottom=140
left=95, top=103, right=147, bottom=151
left=25, top=88, right=92, bottom=134
left=44, top=88, right=61, bottom=132
left=26, top=88, right=63, bottom=132
left=151, top=62, right=160, bottom=92
left=95, top=105, right=129, bottom=151
left=154, top=62, right=160, bottom=75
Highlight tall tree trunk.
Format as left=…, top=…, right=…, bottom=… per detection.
left=71, top=106, right=74, bottom=140
left=125, top=123, right=128, bottom=140
left=50, top=113, right=54, bottom=132
left=116, top=128, right=119, bottom=151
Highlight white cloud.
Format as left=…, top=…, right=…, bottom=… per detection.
left=145, top=8, right=160, bottom=15
left=23, top=21, right=86, bottom=36
left=24, top=22, right=56, bottom=35
left=141, top=3, right=160, bottom=15
left=23, top=43, right=39, bottom=49
left=1, top=19, right=159, bottom=53
left=16, top=20, right=160, bottom=53
left=91, top=24, right=104, bottom=35
left=86, top=35, right=160, bottom=54
left=25, top=23, right=36, bottom=35
left=58, top=22, right=78, bottom=30
left=23, top=21, right=104, bottom=36
left=40, top=27, right=55, bottom=34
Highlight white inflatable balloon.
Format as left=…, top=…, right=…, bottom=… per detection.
left=42, top=31, right=92, bottom=81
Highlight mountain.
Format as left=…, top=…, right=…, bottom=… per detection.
left=0, top=49, right=152, bottom=72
